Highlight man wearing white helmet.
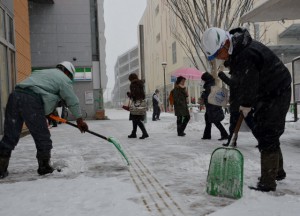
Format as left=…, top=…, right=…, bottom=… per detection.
left=0, top=61, right=88, bottom=178
left=202, top=27, right=291, bottom=192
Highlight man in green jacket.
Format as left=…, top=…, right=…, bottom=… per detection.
left=0, top=61, right=88, bottom=178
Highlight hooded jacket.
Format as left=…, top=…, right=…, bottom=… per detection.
left=227, top=28, right=291, bottom=107
left=16, top=68, right=82, bottom=118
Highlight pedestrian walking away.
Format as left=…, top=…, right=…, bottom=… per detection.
left=200, top=72, right=229, bottom=141
left=172, top=76, right=190, bottom=136
left=152, top=89, right=161, bottom=121
left=202, top=27, right=291, bottom=192
left=127, top=73, right=149, bottom=139
left=0, top=61, right=89, bottom=178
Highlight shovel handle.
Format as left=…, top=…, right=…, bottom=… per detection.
left=234, top=113, right=244, bottom=134
left=229, top=112, right=244, bottom=147
left=49, top=114, right=108, bottom=140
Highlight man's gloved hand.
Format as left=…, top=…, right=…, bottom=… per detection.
left=76, top=118, right=88, bottom=133
left=239, top=106, right=251, bottom=117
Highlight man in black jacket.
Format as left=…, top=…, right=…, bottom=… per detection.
left=202, top=27, right=291, bottom=192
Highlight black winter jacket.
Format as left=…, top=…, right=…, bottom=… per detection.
left=173, top=86, right=189, bottom=116
left=227, top=28, right=291, bottom=107
left=218, top=71, right=239, bottom=113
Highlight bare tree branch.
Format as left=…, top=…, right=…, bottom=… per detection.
left=165, top=0, right=254, bottom=77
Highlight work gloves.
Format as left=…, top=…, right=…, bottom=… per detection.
left=239, top=106, right=251, bottom=117
left=76, top=118, right=88, bottom=133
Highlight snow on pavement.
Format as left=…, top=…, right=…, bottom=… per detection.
left=0, top=109, right=299, bottom=216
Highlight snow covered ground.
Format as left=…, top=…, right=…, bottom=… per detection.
left=0, top=109, right=299, bottom=216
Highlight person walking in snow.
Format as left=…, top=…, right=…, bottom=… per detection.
left=202, top=27, right=291, bottom=192
left=200, top=72, right=228, bottom=141
left=0, top=61, right=88, bottom=178
left=127, top=73, right=149, bottom=139
left=172, top=76, right=190, bottom=136
left=152, top=89, right=161, bottom=121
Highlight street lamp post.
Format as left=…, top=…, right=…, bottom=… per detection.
left=162, top=62, right=167, bottom=112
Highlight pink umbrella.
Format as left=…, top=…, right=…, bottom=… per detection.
left=171, top=67, right=203, bottom=80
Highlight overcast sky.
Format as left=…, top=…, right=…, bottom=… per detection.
left=103, top=0, right=147, bottom=101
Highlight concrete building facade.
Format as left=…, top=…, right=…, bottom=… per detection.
left=1, top=0, right=107, bottom=136
left=29, top=0, right=107, bottom=120
left=112, top=45, right=139, bottom=107
left=138, top=0, right=203, bottom=109
left=138, top=0, right=300, bottom=111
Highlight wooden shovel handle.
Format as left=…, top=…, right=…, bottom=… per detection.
left=229, top=112, right=244, bottom=147
left=234, top=113, right=244, bottom=134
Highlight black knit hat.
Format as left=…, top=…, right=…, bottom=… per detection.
left=201, top=72, right=214, bottom=82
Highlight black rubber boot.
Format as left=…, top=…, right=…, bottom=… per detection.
left=37, top=158, right=54, bottom=175
left=249, top=182, right=276, bottom=192
left=257, top=150, right=279, bottom=191
left=0, top=156, right=10, bottom=179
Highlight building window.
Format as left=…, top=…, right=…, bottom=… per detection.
left=0, top=5, right=15, bottom=135
left=172, top=42, right=177, bottom=64
left=155, top=5, right=159, bottom=16
left=7, top=15, right=14, bottom=45
left=156, top=33, right=160, bottom=43
left=0, top=44, right=9, bottom=122
left=9, top=49, right=15, bottom=89
left=0, top=8, right=5, bottom=39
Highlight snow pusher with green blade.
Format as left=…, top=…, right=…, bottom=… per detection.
left=206, top=113, right=244, bottom=199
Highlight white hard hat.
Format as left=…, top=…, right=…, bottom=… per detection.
left=57, top=61, right=76, bottom=80
left=202, top=27, right=228, bottom=61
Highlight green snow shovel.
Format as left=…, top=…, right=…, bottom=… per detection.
left=50, top=115, right=130, bottom=166
left=206, top=113, right=244, bottom=199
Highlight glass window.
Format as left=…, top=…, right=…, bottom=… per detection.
left=0, top=44, right=8, bottom=133
left=0, top=44, right=8, bottom=100
left=9, top=49, right=16, bottom=88
left=7, top=15, right=14, bottom=45
left=0, top=8, right=5, bottom=39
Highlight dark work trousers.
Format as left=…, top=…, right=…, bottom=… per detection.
left=252, top=87, right=291, bottom=152
left=152, top=105, right=161, bottom=120
left=0, top=91, right=52, bottom=158
left=176, top=115, right=190, bottom=135
left=132, top=119, right=148, bottom=135
left=203, top=112, right=228, bottom=138
left=252, top=87, right=291, bottom=188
